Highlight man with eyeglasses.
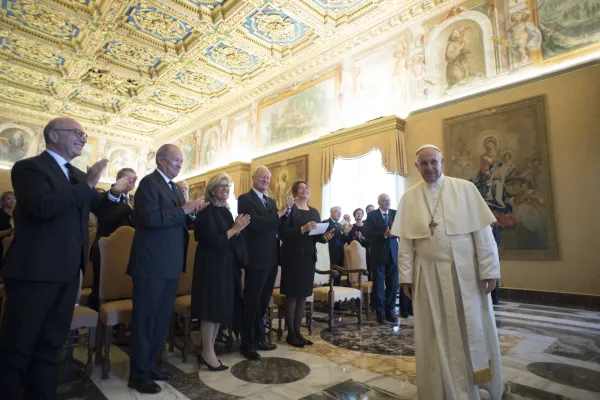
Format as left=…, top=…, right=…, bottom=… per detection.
left=126, top=144, right=208, bottom=394
left=0, top=117, right=132, bottom=400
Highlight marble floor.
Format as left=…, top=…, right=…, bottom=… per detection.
left=57, top=301, right=600, bottom=399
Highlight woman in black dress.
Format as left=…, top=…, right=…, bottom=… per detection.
left=280, top=180, right=334, bottom=347
left=0, top=191, right=16, bottom=264
left=191, top=173, right=250, bottom=371
left=346, top=208, right=369, bottom=248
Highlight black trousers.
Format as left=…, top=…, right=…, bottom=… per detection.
left=372, top=256, right=399, bottom=317
left=129, top=277, right=178, bottom=380
left=0, top=274, right=80, bottom=400
left=241, top=266, right=277, bottom=351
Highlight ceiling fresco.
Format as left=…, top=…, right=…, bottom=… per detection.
left=0, top=0, right=447, bottom=139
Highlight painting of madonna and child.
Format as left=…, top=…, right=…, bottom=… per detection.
left=443, top=95, right=557, bottom=260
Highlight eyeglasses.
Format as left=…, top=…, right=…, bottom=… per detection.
left=215, top=183, right=232, bottom=190
left=53, top=129, right=88, bottom=139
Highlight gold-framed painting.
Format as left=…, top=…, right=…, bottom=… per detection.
left=443, top=95, right=558, bottom=260
left=189, top=181, right=206, bottom=201
left=258, top=68, right=341, bottom=151
left=265, top=155, right=308, bottom=209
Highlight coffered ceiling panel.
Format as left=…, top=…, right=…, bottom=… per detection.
left=0, top=0, right=474, bottom=140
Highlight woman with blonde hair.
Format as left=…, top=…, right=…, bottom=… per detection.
left=191, top=173, right=250, bottom=371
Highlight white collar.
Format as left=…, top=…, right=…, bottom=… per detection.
left=251, top=186, right=266, bottom=199
left=155, top=168, right=171, bottom=184
left=45, top=149, right=69, bottom=169
left=379, top=208, right=390, bottom=215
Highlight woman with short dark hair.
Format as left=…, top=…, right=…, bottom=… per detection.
left=280, top=180, right=333, bottom=347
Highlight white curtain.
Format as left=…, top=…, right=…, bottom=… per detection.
left=321, top=148, right=405, bottom=221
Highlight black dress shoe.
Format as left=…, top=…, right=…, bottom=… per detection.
left=299, top=338, right=313, bottom=346
left=258, top=342, right=277, bottom=351
left=286, top=337, right=304, bottom=348
left=128, top=378, right=161, bottom=394
left=240, top=348, right=262, bottom=360
left=376, top=315, right=387, bottom=325
left=150, top=370, right=172, bottom=381
left=386, top=315, right=399, bottom=323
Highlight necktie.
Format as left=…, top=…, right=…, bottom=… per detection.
left=169, top=181, right=178, bottom=194
left=64, top=163, right=77, bottom=185
left=263, top=194, right=272, bottom=214
left=383, top=212, right=389, bottom=227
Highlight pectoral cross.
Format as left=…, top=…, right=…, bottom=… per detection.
left=429, top=219, right=438, bottom=236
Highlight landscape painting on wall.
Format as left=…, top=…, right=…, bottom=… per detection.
left=537, top=0, right=600, bottom=60
left=258, top=69, right=340, bottom=151
left=265, top=155, right=308, bottom=209
left=443, top=95, right=558, bottom=260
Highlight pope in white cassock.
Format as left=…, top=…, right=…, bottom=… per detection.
left=391, top=144, right=502, bottom=399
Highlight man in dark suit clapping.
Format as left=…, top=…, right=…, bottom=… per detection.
left=237, top=166, right=293, bottom=360
left=364, top=193, right=411, bottom=324
left=89, top=167, right=137, bottom=311
left=127, top=144, right=207, bottom=394
left=0, top=117, right=132, bottom=400
left=323, top=206, right=348, bottom=286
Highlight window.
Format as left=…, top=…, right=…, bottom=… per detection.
left=321, top=148, right=405, bottom=222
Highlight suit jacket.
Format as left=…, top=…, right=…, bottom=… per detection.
left=3, top=151, right=101, bottom=282
left=90, top=192, right=134, bottom=264
left=127, top=170, right=189, bottom=279
left=363, top=209, right=398, bottom=266
left=237, top=189, right=282, bottom=270
left=322, top=218, right=345, bottom=267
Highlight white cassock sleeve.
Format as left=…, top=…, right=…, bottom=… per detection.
left=472, top=225, right=500, bottom=280
left=398, top=238, right=415, bottom=284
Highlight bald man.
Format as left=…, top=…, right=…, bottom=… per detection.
left=126, top=144, right=206, bottom=394
left=392, top=145, right=502, bottom=399
left=0, top=118, right=131, bottom=399
left=237, top=166, right=293, bottom=360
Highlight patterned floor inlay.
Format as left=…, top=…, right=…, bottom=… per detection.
left=230, top=357, right=310, bottom=384
left=319, top=322, right=415, bottom=356
left=526, top=362, right=600, bottom=393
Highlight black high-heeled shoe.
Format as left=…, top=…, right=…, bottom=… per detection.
left=197, top=355, right=228, bottom=371
left=298, top=338, right=313, bottom=346
left=286, top=337, right=305, bottom=348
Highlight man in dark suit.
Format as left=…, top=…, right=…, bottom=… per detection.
left=323, top=206, right=349, bottom=286
left=89, top=167, right=137, bottom=311
left=0, top=117, right=131, bottom=400
left=126, top=144, right=206, bottom=394
left=364, top=193, right=411, bottom=324
left=237, top=166, right=292, bottom=360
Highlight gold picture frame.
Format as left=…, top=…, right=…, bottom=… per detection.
left=265, top=155, right=308, bottom=209
left=258, top=67, right=341, bottom=151
left=443, top=95, right=558, bottom=260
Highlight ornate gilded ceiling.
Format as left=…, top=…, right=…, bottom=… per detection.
left=0, top=0, right=454, bottom=141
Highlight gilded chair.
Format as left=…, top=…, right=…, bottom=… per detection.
left=347, top=241, right=372, bottom=318
left=312, top=262, right=367, bottom=331
left=78, top=229, right=96, bottom=307
left=95, top=226, right=134, bottom=379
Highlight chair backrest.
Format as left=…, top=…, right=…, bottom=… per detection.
left=2, top=236, right=12, bottom=260
left=177, top=230, right=196, bottom=295
left=82, top=229, right=96, bottom=288
left=346, top=240, right=367, bottom=284
left=314, top=242, right=331, bottom=285
left=343, top=243, right=350, bottom=270
left=99, top=226, right=134, bottom=302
